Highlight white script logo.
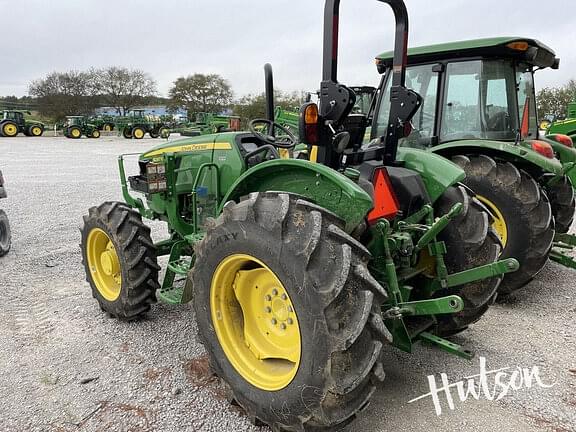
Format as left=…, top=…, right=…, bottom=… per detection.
left=408, top=357, right=554, bottom=416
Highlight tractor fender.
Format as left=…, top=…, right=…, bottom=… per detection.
left=431, top=140, right=564, bottom=180
left=396, top=147, right=466, bottom=204
left=218, top=159, right=373, bottom=233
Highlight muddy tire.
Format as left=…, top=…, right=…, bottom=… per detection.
left=429, top=185, right=502, bottom=336
left=80, top=202, right=159, bottom=320
left=452, top=155, right=554, bottom=295
left=546, top=176, right=575, bottom=233
left=191, top=192, right=389, bottom=431
left=0, top=209, right=11, bottom=257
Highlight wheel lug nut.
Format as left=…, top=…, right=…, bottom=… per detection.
left=272, top=289, right=278, bottom=296
left=280, top=323, right=286, bottom=330
left=287, top=306, right=293, bottom=313
left=265, top=295, right=272, bottom=301
left=271, top=318, right=277, bottom=325
left=287, top=318, right=293, bottom=325
left=281, top=293, right=287, bottom=300
left=265, top=307, right=272, bottom=313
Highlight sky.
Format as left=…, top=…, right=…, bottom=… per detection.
left=1, top=0, right=575, bottom=99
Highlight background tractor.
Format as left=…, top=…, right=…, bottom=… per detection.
left=116, top=109, right=170, bottom=139
left=87, top=114, right=116, bottom=132
left=544, top=101, right=576, bottom=140
left=63, top=116, right=101, bottom=139
left=0, top=110, right=44, bottom=137
left=179, top=112, right=241, bottom=137
left=0, top=170, right=11, bottom=256
left=79, top=0, right=518, bottom=430
left=371, top=37, right=576, bottom=294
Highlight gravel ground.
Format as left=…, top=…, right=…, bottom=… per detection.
left=0, top=135, right=575, bottom=432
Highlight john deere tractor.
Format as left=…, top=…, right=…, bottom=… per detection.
left=0, top=110, right=44, bottom=137
left=88, top=115, right=116, bottom=132
left=63, top=116, right=101, bottom=139
left=179, top=113, right=242, bottom=137
left=116, top=109, right=170, bottom=139
left=80, top=1, right=518, bottom=430
left=371, top=37, right=576, bottom=294
left=0, top=170, right=11, bottom=256
left=544, top=101, right=576, bottom=141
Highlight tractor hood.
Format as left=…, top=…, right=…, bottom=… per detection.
left=376, top=37, right=559, bottom=71
left=141, top=133, right=236, bottom=159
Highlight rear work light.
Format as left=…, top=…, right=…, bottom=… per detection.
left=367, top=167, right=399, bottom=224
left=531, top=140, right=555, bottom=159
left=550, top=134, right=574, bottom=148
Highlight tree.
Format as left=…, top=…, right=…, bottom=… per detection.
left=537, top=79, right=576, bottom=120
left=168, top=74, right=233, bottom=117
left=29, top=70, right=98, bottom=120
left=94, top=67, right=157, bottom=115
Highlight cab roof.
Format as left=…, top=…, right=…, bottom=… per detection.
left=376, top=37, right=558, bottom=69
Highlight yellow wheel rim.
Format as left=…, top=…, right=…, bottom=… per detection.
left=93, top=131, right=100, bottom=138
left=71, top=128, right=81, bottom=138
left=477, top=195, right=508, bottom=247
left=86, top=228, right=122, bottom=301
left=104, top=125, right=111, bottom=131
left=3, top=124, right=17, bottom=136
left=134, top=129, right=144, bottom=139
left=211, top=254, right=301, bottom=391
left=31, top=126, right=42, bottom=136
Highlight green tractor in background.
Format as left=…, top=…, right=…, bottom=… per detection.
left=371, top=37, right=576, bottom=294
left=87, top=114, right=116, bottom=132
left=179, top=112, right=241, bottom=137
left=63, top=116, right=101, bottom=139
left=116, top=109, right=171, bottom=139
left=0, top=170, right=11, bottom=256
left=0, top=110, right=44, bottom=137
left=79, top=0, right=518, bottom=430
left=543, top=101, right=576, bottom=140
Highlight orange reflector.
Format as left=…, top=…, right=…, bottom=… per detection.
left=520, top=97, right=530, bottom=138
left=367, top=168, right=399, bottom=224
left=304, top=104, right=319, bottom=124
left=507, top=41, right=529, bottom=51
left=552, top=134, right=574, bottom=148
left=531, top=140, right=554, bottom=159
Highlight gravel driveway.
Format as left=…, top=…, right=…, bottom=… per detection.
left=0, top=136, right=574, bottom=432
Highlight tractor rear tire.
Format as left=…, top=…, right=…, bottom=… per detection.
left=1, top=121, right=18, bottom=137
left=546, top=176, right=575, bottom=233
left=132, top=127, right=145, bottom=139
left=68, top=126, right=82, bottom=139
left=452, top=155, right=554, bottom=295
left=122, top=128, right=132, bottom=139
left=192, top=192, right=388, bottom=431
left=104, top=123, right=114, bottom=132
left=430, top=185, right=502, bottom=336
left=0, top=210, right=11, bottom=257
left=80, top=202, right=159, bottom=320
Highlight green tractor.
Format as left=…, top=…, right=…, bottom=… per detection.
left=371, top=37, right=576, bottom=294
left=87, top=114, right=116, bottom=132
left=544, top=101, right=576, bottom=141
left=116, top=109, right=170, bottom=139
left=179, top=112, right=241, bottom=137
left=0, top=110, right=44, bottom=137
left=79, top=1, right=519, bottom=430
left=0, top=170, right=11, bottom=256
left=63, top=116, right=101, bottom=139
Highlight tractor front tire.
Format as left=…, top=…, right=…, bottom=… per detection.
left=452, top=155, right=554, bottom=295
left=546, top=176, right=575, bottom=233
left=122, top=128, right=132, bottom=139
left=91, top=129, right=101, bottom=139
left=29, top=125, right=44, bottom=137
left=68, top=126, right=82, bottom=139
left=431, top=185, right=502, bottom=336
left=132, top=127, right=145, bottom=140
left=0, top=210, right=11, bottom=257
left=149, top=129, right=160, bottom=139
left=192, top=192, right=388, bottom=431
left=80, top=202, right=159, bottom=320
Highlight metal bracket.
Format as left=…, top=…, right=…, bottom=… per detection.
left=396, top=295, right=464, bottom=316
left=418, top=332, right=474, bottom=360
left=550, top=232, right=576, bottom=269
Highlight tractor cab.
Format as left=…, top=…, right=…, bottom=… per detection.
left=371, top=38, right=560, bottom=152
left=3, top=110, right=25, bottom=126
left=66, top=116, right=84, bottom=126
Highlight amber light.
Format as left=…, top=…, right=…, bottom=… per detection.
left=507, top=41, right=529, bottom=51
left=552, top=134, right=574, bottom=148
left=531, top=140, right=555, bottom=159
left=367, top=168, right=399, bottom=224
left=303, top=104, right=319, bottom=145
left=304, top=104, right=318, bottom=124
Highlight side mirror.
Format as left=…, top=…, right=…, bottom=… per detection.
left=299, top=102, right=319, bottom=145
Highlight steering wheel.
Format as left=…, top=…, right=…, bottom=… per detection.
left=249, top=119, right=298, bottom=149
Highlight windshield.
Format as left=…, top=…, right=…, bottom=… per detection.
left=441, top=60, right=519, bottom=142
left=373, top=63, right=438, bottom=148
